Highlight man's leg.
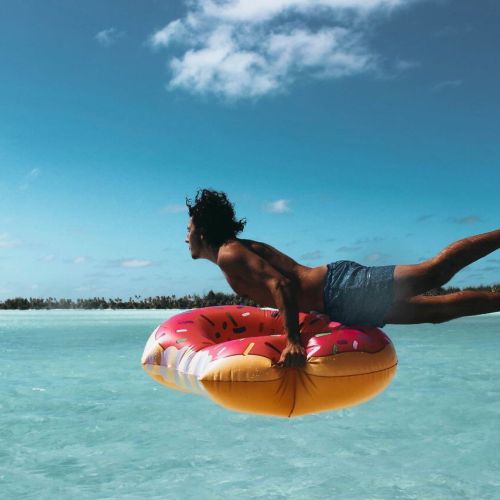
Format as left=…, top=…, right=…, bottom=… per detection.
left=392, top=229, right=500, bottom=301
left=383, top=291, right=500, bottom=324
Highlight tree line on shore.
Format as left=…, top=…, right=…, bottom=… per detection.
left=0, top=291, right=258, bottom=310
left=0, top=285, right=498, bottom=310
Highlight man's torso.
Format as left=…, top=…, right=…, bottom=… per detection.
left=219, top=238, right=328, bottom=313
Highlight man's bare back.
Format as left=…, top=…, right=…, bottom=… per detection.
left=219, top=239, right=328, bottom=314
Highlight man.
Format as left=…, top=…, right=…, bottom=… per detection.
left=185, top=189, right=500, bottom=368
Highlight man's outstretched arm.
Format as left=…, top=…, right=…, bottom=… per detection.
left=217, top=248, right=307, bottom=367
left=270, top=280, right=307, bottom=367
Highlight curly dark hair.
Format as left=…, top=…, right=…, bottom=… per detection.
left=185, top=189, right=246, bottom=248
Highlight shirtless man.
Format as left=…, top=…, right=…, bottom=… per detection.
left=185, top=189, right=500, bottom=368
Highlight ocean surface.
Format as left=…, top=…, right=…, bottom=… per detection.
left=1, top=309, right=499, bottom=499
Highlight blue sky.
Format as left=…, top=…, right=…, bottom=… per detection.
left=0, top=0, right=499, bottom=300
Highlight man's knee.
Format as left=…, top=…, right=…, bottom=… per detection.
left=401, top=296, right=450, bottom=324
left=426, top=293, right=465, bottom=323
left=426, top=259, right=455, bottom=288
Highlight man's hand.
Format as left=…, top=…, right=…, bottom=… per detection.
left=274, top=340, right=307, bottom=368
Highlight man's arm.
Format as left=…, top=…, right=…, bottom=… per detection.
left=269, top=279, right=300, bottom=343
left=217, top=247, right=306, bottom=367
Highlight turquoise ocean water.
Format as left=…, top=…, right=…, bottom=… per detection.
left=1, top=309, right=499, bottom=499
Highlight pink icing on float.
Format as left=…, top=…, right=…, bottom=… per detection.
left=141, top=305, right=397, bottom=418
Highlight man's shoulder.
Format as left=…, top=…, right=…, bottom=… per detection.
left=217, top=239, right=260, bottom=269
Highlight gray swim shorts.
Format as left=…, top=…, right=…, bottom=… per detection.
left=322, top=260, right=396, bottom=327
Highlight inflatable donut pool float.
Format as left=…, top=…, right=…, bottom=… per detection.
left=141, top=305, right=397, bottom=418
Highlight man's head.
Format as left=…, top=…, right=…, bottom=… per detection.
left=185, top=189, right=246, bottom=259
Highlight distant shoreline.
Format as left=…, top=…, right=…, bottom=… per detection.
left=0, top=291, right=258, bottom=310
left=1, top=285, right=498, bottom=310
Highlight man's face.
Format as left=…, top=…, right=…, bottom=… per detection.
left=185, top=217, right=203, bottom=259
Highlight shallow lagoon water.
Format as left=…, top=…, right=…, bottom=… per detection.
left=1, top=310, right=499, bottom=499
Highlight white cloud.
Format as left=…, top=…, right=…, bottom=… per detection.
left=192, top=0, right=407, bottom=25
left=20, top=168, right=41, bottom=191
left=150, top=19, right=187, bottom=48
left=365, top=251, right=390, bottom=262
left=355, top=236, right=384, bottom=244
left=300, top=250, right=324, bottom=261
left=73, top=285, right=110, bottom=293
left=148, top=0, right=419, bottom=98
left=337, top=245, right=360, bottom=252
left=433, top=79, right=462, bottom=91
left=416, top=214, right=434, bottom=222
left=264, top=199, right=291, bottom=213
left=0, top=233, right=21, bottom=248
left=162, top=203, right=187, bottom=214
left=169, top=25, right=277, bottom=98
left=104, top=258, right=155, bottom=269
left=40, top=254, right=56, bottom=262
left=95, top=28, right=124, bottom=47
left=27, top=168, right=40, bottom=179
left=63, top=256, right=90, bottom=265
left=394, top=59, right=420, bottom=71
left=451, top=215, right=481, bottom=225
left=121, top=259, right=153, bottom=268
